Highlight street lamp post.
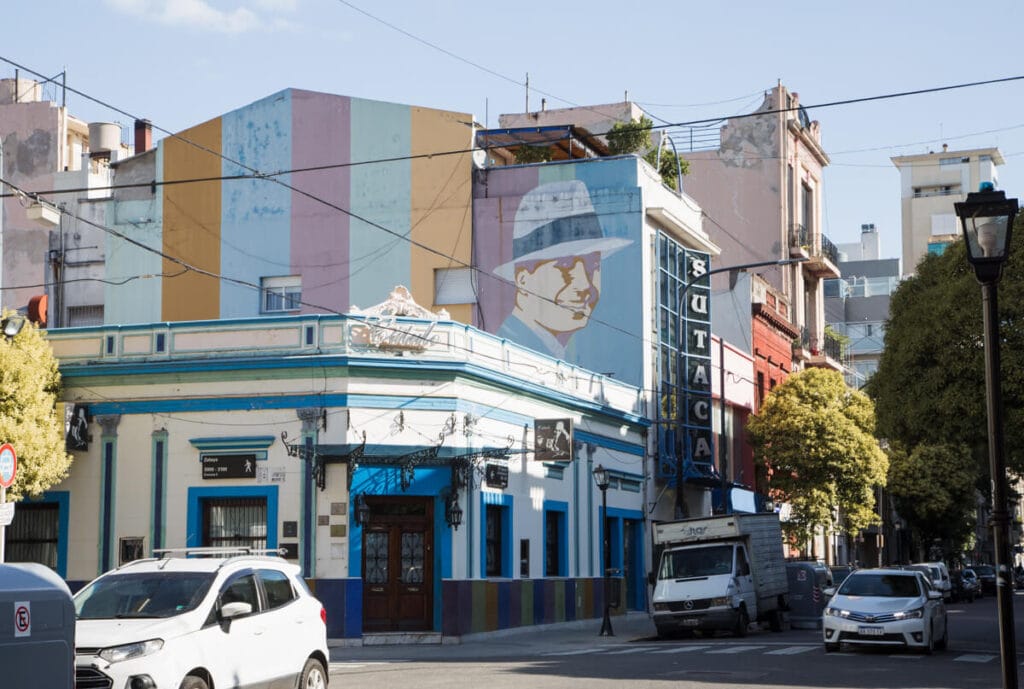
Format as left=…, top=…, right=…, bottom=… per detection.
left=955, top=184, right=1019, bottom=689
left=593, top=464, right=613, bottom=636
left=672, top=257, right=807, bottom=518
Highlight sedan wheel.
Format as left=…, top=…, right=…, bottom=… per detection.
left=936, top=616, right=948, bottom=651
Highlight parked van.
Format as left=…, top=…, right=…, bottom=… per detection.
left=650, top=512, right=788, bottom=638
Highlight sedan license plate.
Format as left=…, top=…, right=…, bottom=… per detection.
left=857, top=626, right=884, bottom=636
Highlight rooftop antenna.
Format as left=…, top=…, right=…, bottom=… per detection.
left=525, top=73, right=529, bottom=113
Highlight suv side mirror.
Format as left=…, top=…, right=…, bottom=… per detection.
left=220, top=601, right=253, bottom=619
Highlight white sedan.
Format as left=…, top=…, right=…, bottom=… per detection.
left=822, top=568, right=947, bottom=654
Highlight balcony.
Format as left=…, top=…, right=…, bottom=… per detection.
left=793, top=326, right=846, bottom=372
left=789, top=224, right=840, bottom=279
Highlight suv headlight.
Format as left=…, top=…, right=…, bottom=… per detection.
left=99, top=639, right=164, bottom=663
left=894, top=607, right=924, bottom=620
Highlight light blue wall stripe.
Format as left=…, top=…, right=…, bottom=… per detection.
left=104, top=194, right=164, bottom=325
left=348, top=99, right=411, bottom=308
left=220, top=91, right=293, bottom=318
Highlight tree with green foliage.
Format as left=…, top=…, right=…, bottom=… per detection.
left=606, top=116, right=689, bottom=190
left=747, top=368, right=888, bottom=548
left=886, top=442, right=977, bottom=560
left=868, top=214, right=1024, bottom=555
left=0, top=312, right=72, bottom=500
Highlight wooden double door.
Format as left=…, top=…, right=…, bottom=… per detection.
left=362, top=496, right=434, bottom=632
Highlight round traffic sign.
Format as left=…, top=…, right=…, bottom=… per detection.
left=0, top=443, right=17, bottom=488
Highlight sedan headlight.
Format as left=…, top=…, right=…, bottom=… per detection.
left=99, top=639, right=164, bottom=663
left=894, top=607, right=924, bottom=620
left=823, top=607, right=848, bottom=617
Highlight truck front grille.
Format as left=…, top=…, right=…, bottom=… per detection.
left=663, top=598, right=712, bottom=612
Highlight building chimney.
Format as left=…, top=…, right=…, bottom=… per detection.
left=134, top=119, right=152, bottom=154
left=942, top=143, right=948, bottom=152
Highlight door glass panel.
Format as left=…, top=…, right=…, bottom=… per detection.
left=401, top=532, right=424, bottom=584
left=366, top=532, right=389, bottom=584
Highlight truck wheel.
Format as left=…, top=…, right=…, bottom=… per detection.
left=733, top=607, right=749, bottom=638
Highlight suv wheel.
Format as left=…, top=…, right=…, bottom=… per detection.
left=180, top=676, right=210, bottom=689
left=301, top=658, right=327, bottom=689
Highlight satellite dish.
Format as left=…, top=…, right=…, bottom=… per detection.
left=472, top=148, right=487, bottom=168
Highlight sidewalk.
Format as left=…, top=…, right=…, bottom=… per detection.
left=329, top=612, right=658, bottom=657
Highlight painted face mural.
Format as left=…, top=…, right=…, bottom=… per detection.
left=494, top=180, right=630, bottom=358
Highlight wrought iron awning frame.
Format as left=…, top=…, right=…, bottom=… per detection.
left=282, top=430, right=517, bottom=493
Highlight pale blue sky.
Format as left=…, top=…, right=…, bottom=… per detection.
left=5, top=0, right=1023, bottom=266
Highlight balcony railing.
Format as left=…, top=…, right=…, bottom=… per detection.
left=794, top=326, right=844, bottom=361
left=789, top=223, right=839, bottom=267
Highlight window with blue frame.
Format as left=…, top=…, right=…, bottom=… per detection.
left=544, top=507, right=567, bottom=577
left=5, top=502, right=59, bottom=569
left=485, top=505, right=504, bottom=577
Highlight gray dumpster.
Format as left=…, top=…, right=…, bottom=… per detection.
left=785, top=560, right=830, bottom=630
left=0, top=562, right=75, bottom=689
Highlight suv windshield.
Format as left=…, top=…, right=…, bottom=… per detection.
left=838, top=573, right=921, bottom=598
left=75, top=572, right=216, bottom=619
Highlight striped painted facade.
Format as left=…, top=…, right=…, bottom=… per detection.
left=107, top=89, right=473, bottom=324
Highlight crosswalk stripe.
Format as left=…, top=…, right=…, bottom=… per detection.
left=765, top=646, right=817, bottom=655
left=606, top=647, right=657, bottom=655
left=707, top=645, right=765, bottom=654
left=956, top=654, right=997, bottom=663
left=649, top=645, right=713, bottom=654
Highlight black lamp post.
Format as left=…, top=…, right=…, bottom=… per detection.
left=955, top=184, right=1018, bottom=689
left=592, top=463, right=613, bottom=636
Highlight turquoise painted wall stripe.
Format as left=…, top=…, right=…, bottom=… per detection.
left=348, top=99, right=411, bottom=308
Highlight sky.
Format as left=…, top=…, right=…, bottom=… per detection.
left=4, top=0, right=1024, bottom=266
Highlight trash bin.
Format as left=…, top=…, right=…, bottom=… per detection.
left=0, top=562, right=75, bottom=689
left=785, top=560, right=830, bottom=630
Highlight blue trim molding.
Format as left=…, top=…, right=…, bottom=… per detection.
left=100, top=440, right=115, bottom=574
left=574, top=430, right=644, bottom=457
left=189, top=436, right=277, bottom=451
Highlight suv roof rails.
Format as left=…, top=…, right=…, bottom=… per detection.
left=152, top=546, right=287, bottom=559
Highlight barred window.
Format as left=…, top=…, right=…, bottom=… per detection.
left=4, top=502, right=59, bottom=569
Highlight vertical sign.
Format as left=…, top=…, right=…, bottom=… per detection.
left=683, top=253, right=714, bottom=471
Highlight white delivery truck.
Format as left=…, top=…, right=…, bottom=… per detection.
left=651, top=512, right=788, bottom=638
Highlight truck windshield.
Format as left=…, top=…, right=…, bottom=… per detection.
left=659, top=544, right=733, bottom=579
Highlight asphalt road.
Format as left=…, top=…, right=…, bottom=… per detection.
left=327, top=592, right=1024, bottom=689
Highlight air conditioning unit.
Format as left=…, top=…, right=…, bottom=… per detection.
left=26, top=203, right=59, bottom=227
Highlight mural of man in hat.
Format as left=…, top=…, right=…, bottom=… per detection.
left=495, top=180, right=631, bottom=358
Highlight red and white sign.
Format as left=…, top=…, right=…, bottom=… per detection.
left=0, top=443, right=16, bottom=488
left=14, top=601, right=30, bottom=637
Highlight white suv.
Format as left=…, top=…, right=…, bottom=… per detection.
left=73, top=547, right=329, bottom=689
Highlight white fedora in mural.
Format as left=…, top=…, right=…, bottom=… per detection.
left=493, top=179, right=630, bottom=281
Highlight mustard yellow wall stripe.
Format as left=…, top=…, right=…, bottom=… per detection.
left=162, top=119, right=222, bottom=321
left=410, top=108, right=474, bottom=324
